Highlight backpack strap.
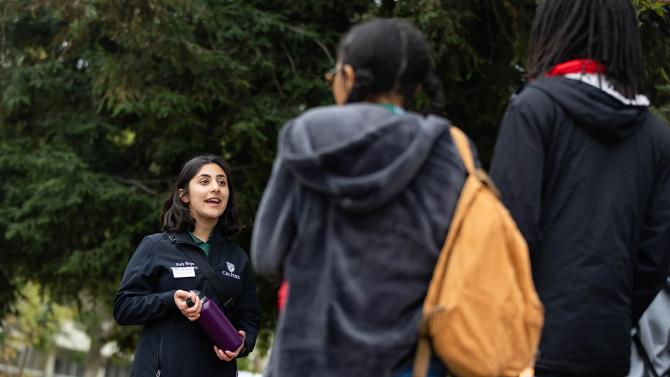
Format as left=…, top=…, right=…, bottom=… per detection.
left=412, top=330, right=431, bottom=377
left=169, top=233, right=234, bottom=310
left=450, top=127, right=475, bottom=174
left=412, top=128, right=477, bottom=377
left=450, top=127, right=502, bottom=198
left=187, top=249, right=232, bottom=308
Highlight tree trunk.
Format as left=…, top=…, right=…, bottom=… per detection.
left=15, top=343, right=30, bottom=377
left=83, top=338, right=102, bottom=377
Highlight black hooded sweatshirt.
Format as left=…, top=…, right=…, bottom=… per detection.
left=490, top=76, right=670, bottom=376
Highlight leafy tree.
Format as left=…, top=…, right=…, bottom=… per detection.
left=392, top=0, right=536, bottom=163
left=1, top=0, right=668, bottom=364
left=637, top=0, right=670, bottom=122
left=0, top=283, right=68, bottom=377
left=0, top=0, right=368, bottom=358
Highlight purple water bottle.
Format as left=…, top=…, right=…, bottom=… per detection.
left=186, top=291, right=244, bottom=351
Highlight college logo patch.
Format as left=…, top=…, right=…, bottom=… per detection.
left=221, top=262, right=240, bottom=280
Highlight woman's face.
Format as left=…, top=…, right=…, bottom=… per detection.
left=180, top=163, right=229, bottom=226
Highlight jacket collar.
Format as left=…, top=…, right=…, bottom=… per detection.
left=166, top=230, right=193, bottom=245
left=166, top=228, right=224, bottom=247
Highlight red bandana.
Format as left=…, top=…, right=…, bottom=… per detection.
left=545, top=59, right=607, bottom=77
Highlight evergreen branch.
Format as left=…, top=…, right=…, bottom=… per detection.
left=281, top=43, right=296, bottom=73
left=113, top=177, right=160, bottom=195
left=285, top=25, right=334, bottom=64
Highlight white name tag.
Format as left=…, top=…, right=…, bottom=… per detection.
left=171, top=267, right=195, bottom=278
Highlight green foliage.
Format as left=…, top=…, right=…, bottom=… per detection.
left=393, top=0, right=536, bottom=163
left=0, top=0, right=367, bottom=355
left=637, top=0, right=670, bottom=122
left=1, top=0, right=669, bottom=359
left=0, top=283, right=70, bottom=365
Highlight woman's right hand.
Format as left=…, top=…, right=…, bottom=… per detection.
left=174, top=290, right=202, bottom=321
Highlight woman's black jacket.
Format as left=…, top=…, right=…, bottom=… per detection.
left=113, top=230, right=261, bottom=377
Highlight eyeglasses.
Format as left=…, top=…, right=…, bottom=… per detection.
left=324, top=66, right=342, bottom=83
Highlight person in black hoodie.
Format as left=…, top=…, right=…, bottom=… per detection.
left=113, top=155, right=260, bottom=377
left=251, top=18, right=478, bottom=377
left=489, top=1, right=670, bottom=376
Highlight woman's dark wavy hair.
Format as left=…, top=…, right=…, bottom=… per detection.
left=160, top=155, right=241, bottom=236
left=527, top=0, right=645, bottom=98
left=337, top=18, right=446, bottom=114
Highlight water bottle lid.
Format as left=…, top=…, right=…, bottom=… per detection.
left=185, top=290, right=204, bottom=308
left=187, top=296, right=208, bottom=307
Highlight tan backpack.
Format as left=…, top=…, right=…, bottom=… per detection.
left=412, top=127, right=544, bottom=377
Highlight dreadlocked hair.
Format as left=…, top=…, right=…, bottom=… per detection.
left=337, top=18, right=445, bottom=115
left=527, top=0, right=645, bottom=98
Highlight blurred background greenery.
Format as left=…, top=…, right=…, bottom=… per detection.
left=1, top=0, right=668, bottom=375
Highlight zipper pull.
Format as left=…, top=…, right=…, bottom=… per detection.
left=156, top=370, right=161, bottom=377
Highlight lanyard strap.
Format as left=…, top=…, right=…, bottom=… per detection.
left=169, top=233, right=234, bottom=309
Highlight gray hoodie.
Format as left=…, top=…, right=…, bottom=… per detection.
left=251, top=103, right=475, bottom=376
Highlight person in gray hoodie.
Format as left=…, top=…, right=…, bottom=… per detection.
left=251, top=18, right=478, bottom=377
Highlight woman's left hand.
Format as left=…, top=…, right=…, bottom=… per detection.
left=213, top=330, right=246, bottom=361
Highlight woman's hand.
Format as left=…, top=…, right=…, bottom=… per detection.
left=174, top=290, right=201, bottom=321
left=213, top=330, right=246, bottom=361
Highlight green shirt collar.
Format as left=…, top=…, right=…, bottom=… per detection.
left=378, top=103, right=405, bottom=115
left=188, top=231, right=211, bottom=256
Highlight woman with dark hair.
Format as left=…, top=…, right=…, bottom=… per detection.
left=252, top=18, right=476, bottom=376
left=113, top=155, right=260, bottom=377
left=490, top=1, right=670, bottom=376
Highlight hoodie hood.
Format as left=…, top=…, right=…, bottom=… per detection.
left=278, top=104, right=447, bottom=213
left=529, top=76, right=648, bottom=142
